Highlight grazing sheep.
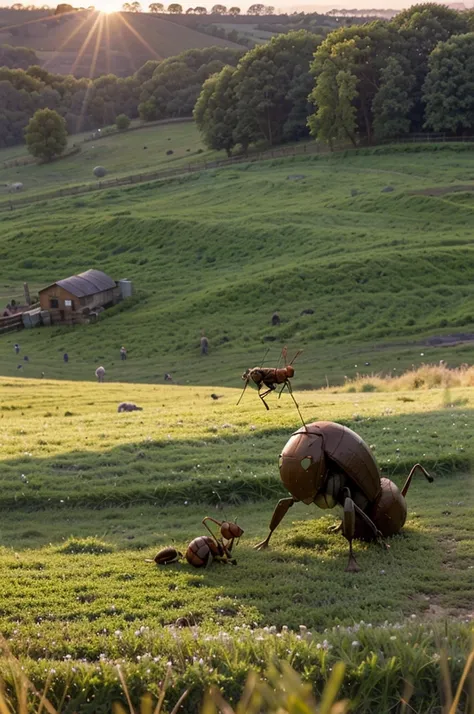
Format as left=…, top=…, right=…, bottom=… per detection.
left=200, top=334, right=209, bottom=356
left=271, top=311, right=280, bottom=326
left=117, top=402, right=143, bottom=412
left=95, top=366, right=105, bottom=382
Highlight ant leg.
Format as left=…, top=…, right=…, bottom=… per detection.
left=259, top=384, right=275, bottom=411
left=285, top=380, right=306, bottom=429
left=401, top=463, right=433, bottom=497
left=202, top=516, right=222, bottom=544
left=343, top=496, right=360, bottom=572
left=254, top=497, right=297, bottom=550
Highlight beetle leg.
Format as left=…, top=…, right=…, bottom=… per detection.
left=401, top=463, right=433, bottom=497
left=254, top=497, right=297, bottom=550
left=343, top=497, right=360, bottom=572
left=352, top=502, right=389, bottom=550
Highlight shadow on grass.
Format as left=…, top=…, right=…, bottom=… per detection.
left=0, top=410, right=472, bottom=512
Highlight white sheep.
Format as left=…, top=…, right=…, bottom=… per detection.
left=95, top=366, right=105, bottom=382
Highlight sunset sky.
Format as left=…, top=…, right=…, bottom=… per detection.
left=0, top=0, right=467, bottom=15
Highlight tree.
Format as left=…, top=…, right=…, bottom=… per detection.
left=116, top=112, right=131, bottom=130
left=211, top=4, right=226, bottom=12
left=248, top=3, right=264, bottom=14
left=130, top=1, right=141, bottom=9
left=194, top=65, right=238, bottom=155
left=372, top=56, right=414, bottom=140
left=228, top=6, right=240, bottom=14
left=308, top=23, right=403, bottom=143
left=232, top=30, right=320, bottom=145
left=0, top=44, right=39, bottom=70
left=25, top=108, right=67, bottom=162
left=148, top=2, right=163, bottom=10
left=167, top=2, right=182, bottom=11
left=54, top=2, right=74, bottom=13
left=308, top=59, right=358, bottom=147
left=264, top=5, right=275, bottom=13
left=423, top=33, right=474, bottom=133
left=10, top=3, right=24, bottom=8
left=390, top=4, right=468, bottom=130
left=194, top=5, right=206, bottom=12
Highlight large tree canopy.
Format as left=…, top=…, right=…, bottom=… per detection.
left=25, top=108, right=67, bottom=162
left=423, top=33, right=474, bottom=134
left=194, top=30, right=320, bottom=154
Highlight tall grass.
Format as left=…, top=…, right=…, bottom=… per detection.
left=339, top=363, right=474, bottom=393
left=0, top=632, right=472, bottom=714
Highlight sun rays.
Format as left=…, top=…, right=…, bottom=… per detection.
left=3, top=6, right=162, bottom=80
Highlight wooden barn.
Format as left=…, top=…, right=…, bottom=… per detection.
left=39, top=269, right=120, bottom=324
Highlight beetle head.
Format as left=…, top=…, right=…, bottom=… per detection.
left=286, top=366, right=295, bottom=378
left=279, top=427, right=326, bottom=504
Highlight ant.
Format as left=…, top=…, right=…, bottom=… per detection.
left=237, top=346, right=304, bottom=421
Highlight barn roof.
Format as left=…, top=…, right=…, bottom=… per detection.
left=41, top=270, right=116, bottom=298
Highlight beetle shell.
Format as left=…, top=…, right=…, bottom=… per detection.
left=220, top=522, right=244, bottom=540
left=186, top=536, right=223, bottom=568
left=154, top=547, right=182, bottom=565
left=281, top=422, right=381, bottom=505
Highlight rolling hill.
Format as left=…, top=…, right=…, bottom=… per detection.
left=1, top=124, right=474, bottom=388
left=0, top=8, right=243, bottom=76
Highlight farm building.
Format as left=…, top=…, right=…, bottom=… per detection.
left=38, top=269, right=121, bottom=324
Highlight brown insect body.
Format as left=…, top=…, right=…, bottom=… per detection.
left=256, top=421, right=433, bottom=571
left=186, top=536, right=226, bottom=568
left=154, top=547, right=182, bottom=565
left=238, top=348, right=302, bottom=414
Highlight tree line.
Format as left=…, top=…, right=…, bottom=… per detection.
left=3, top=4, right=474, bottom=152
left=193, top=4, right=474, bottom=153
left=0, top=46, right=242, bottom=148
left=123, top=3, right=274, bottom=14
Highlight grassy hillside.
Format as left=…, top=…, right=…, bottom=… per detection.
left=0, top=9, right=242, bottom=76
left=0, top=376, right=472, bottom=711
left=0, top=121, right=219, bottom=199
left=1, top=140, right=474, bottom=388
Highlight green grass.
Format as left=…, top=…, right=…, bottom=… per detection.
left=1, top=142, right=474, bottom=389
left=1, top=139, right=474, bottom=709
left=0, top=121, right=220, bottom=200
left=0, top=377, right=472, bottom=711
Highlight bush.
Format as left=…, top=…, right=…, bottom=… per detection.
left=116, top=113, right=131, bottom=131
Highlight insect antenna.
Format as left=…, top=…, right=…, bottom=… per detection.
left=289, top=349, right=303, bottom=365
left=260, top=347, right=270, bottom=367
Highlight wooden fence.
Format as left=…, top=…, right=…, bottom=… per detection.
left=2, top=134, right=474, bottom=213
left=0, top=314, right=23, bottom=335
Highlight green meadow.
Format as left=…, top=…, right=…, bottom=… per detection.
left=2, top=138, right=474, bottom=388
left=1, top=131, right=474, bottom=710
left=0, top=377, right=472, bottom=712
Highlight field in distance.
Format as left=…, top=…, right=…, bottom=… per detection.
left=1, top=137, right=474, bottom=388
left=0, top=375, right=472, bottom=710
left=0, top=8, right=242, bottom=76
left=0, top=120, right=220, bottom=199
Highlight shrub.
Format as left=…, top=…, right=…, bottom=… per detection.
left=116, top=114, right=131, bottom=131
